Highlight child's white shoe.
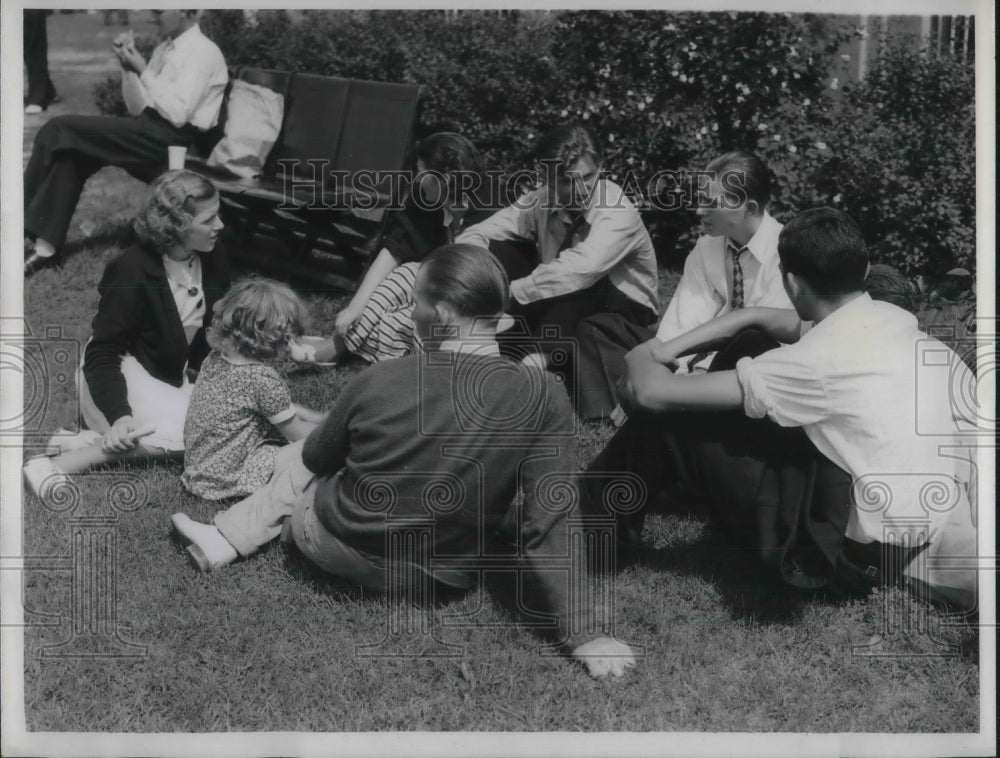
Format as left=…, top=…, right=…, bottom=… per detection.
left=171, top=513, right=238, bottom=572
left=23, top=456, right=71, bottom=502
left=46, top=428, right=102, bottom=455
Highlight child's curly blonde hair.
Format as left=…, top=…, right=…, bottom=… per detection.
left=207, top=277, right=309, bottom=361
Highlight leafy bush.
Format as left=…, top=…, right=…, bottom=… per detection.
left=96, top=11, right=975, bottom=276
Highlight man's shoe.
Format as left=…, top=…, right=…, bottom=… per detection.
left=24, top=251, right=61, bottom=277
left=171, top=513, right=239, bottom=572
left=23, top=456, right=71, bottom=502
left=25, top=104, right=43, bottom=115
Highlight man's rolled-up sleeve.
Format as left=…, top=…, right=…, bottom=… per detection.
left=455, top=198, right=539, bottom=254
left=510, top=207, right=642, bottom=304
left=735, top=348, right=829, bottom=427
left=139, top=48, right=227, bottom=129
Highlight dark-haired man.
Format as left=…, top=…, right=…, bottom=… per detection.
left=24, top=10, right=228, bottom=275
left=655, top=150, right=792, bottom=374
left=457, top=123, right=660, bottom=420
left=592, top=208, right=979, bottom=610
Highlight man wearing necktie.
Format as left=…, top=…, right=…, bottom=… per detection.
left=653, top=150, right=793, bottom=374
left=24, top=10, right=228, bottom=275
left=457, top=124, right=660, bottom=420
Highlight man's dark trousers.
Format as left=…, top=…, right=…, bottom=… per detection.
left=24, top=109, right=200, bottom=249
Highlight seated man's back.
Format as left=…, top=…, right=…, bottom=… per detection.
left=304, top=348, right=576, bottom=573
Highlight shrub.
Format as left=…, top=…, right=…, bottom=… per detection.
left=96, top=11, right=975, bottom=277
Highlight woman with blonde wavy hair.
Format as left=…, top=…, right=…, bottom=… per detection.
left=24, top=170, right=231, bottom=500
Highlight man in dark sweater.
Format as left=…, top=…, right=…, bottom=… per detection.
left=173, top=244, right=636, bottom=678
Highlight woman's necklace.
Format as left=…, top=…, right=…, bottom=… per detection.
left=164, top=255, right=201, bottom=297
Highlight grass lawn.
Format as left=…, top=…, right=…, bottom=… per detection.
left=15, top=10, right=981, bottom=736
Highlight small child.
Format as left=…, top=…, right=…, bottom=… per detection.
left=182, top=278, right=325, bottom=501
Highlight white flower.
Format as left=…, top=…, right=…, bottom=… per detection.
left=527, top=133, right=534, bottom=140
left=758, top=122, right=768, bottom=131
left=803, top=98, right=811, bottom=106
left=664, top=23, right=677, bottom=31
left=830, top=77, right=839, bottom=90
left=788, top=46, right=798, bottom=57
left=695, top=132, right=702, bottom=140
left=560, top=109, right=568, bottom=117
left=721, top=74, right=728, bottom=82
left=773, top=134, right=781, bottom=141
left=815, top=141, right=828, bottom=150
left=608, top=134, right=615, bottom=143
left=689, top=42, right=697, bottom=50
left=781, top=81, right=788, bottom=90
left=793, top=72, right=801, bottom=80
left=638, top=102, right=646, bottom=111
left=736, top=95, right=745, bottom=103
left=741, top=86, right=751, bottom=95
left=627, top=90, right=634, bottom=96
left=645, top=94, right=653, bottom=104
left=770, top=66, right=778, bottom=76
left=700, top=125, right=708, bottom=134
left=582, top=112, right=590, bottom=120
left=627, top=157, right=635, bottom=165
left=732, top=119, right=740, bottom=127
left=841, top=53, right=851, bottom=61
left=671, top=69, right=679, bottom=77
left=679, top=74, right=688, bottom=83
left=833, top=193, right=842, bottom=203
left=788, top=144, right=798, bottom=153
left=736, top=81, right=745, bottom=90
left=712, top=122, right=719, bottom=132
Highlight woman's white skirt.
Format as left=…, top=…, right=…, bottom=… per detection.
left=78, top=355, right=193, bottom=452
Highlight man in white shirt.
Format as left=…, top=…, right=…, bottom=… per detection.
left=597, top=208, right=978, bottom=610
left=24, top=10, right=228, bottom=275
left=457, top=124, right=660, bottom=419
left=656, top=150, right=792, bottom=373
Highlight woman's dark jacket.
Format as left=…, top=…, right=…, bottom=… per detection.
left=83, top=239, right=231, bottom=425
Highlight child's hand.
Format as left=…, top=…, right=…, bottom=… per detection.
left=334, top=304, right=363, bottom=337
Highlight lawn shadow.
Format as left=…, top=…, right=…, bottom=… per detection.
left=278, top=541, right=471, bottom=609
left=61, top=220, right=134, bottom=262
left=633, top=530, right=825, bottom=625
left=630, top=490, right=843, bottom=625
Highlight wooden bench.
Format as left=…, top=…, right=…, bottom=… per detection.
left=189, top=67, right=423, bottom=288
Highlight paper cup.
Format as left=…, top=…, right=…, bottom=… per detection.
left=167, top=146, right=187, bottom=171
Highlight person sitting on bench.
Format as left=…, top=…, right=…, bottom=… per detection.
left=24, top=9, right=228, bottom=275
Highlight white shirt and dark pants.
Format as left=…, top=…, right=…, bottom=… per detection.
left=587, top=295, right=978, bottom=607
left=458, top=179, right=661, bottom=419
left=656, top=212, right=790, bottom=372
left=23, top=24, right=228, bottom=251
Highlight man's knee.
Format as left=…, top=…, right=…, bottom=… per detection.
left=35, top=115, right=73, bottom=144
left=711, top=327, right=779, bottom=371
